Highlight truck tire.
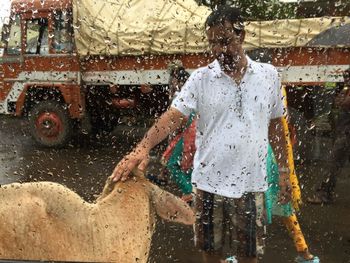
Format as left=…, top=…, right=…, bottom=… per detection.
left=28, top=101, right=73, bottom=147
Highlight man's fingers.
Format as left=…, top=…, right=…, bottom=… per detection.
left=112, top=157, right=134, bottom=182
left=121, top=173, right=129, bottom=182
left=138, top=158, right=150, bottom=173
left=119, top=166, right=131, bottom=182
left=112, top=167, right=124, bottom=182
left=119, top=163, right=134, bottom=182
left=120, top=157, right=142, bottom=181
left=112, top=148, right=149, bottom=182
left=111, top=165, right=122, bottom=182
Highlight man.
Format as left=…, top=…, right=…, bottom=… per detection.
left=111, top=6, right=291, bottom=263
left=308, top=67, right=350, bottom=204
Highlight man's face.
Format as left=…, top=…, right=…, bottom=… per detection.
left=206, top=20, right=245, bottom=70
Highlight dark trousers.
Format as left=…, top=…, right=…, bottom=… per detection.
left=319, top=131, right=350, bottom=196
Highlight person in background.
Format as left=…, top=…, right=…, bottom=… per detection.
left=266, top=145, right=319, bottom=263
left=160, top=63, right=194, bottom=203
left=265, top=89, right=319, bottom=263
left=111, top=6, right=291, bottom=263
left=308, top=67, right=350, bottom=204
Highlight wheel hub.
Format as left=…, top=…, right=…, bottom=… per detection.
left=36, top=112, right=63, bottom=140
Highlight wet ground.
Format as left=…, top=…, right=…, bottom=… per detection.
left=1, top=115, right=350, bottom=263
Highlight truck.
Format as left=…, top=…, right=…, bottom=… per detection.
left=0, top=0, right=349, bottom=149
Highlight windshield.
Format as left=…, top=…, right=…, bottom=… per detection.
left=5, top=15, right=21, bottom=55
left=25, top=18, right=49, bottom=55
left=0, top=1, right=349, bottom=263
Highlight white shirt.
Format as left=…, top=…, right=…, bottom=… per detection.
left=171, top=57, right=284, bottom=198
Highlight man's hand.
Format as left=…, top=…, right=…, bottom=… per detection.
left=111, top=107, right=185, bottom=182
left=278, top=173, right=292, bottom=205
left=111, top=145, right=150, bottom=182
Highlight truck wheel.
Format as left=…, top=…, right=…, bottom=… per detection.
left=28, top=101, right=73, bottom=147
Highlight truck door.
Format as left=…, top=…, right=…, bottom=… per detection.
left=18, top=8, right=84, bottom=148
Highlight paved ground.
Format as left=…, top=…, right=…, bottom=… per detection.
left=0, top=115, right=350, bottom=262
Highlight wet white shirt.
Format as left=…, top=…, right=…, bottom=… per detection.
left=171, top=57, right=284, bottom=198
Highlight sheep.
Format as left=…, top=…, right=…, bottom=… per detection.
left=0, top=170, right=195, bottom=263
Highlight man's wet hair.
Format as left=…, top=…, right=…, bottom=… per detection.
left=205, top=6, right=244, bottom=35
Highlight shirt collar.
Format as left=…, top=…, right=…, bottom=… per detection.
left=208, top=55, right=256, bottom=78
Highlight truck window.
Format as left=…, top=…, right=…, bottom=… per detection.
left=52, top=11, right=73, bottom=53
left=25, top=18, right=49, bottom=55
left=6, top=15, right=21, bottom=55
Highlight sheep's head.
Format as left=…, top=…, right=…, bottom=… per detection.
left=98, top=169, right=195, bottom=225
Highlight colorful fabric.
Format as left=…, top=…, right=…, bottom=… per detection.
left=161, top=113, right=195, bottom=194
left=161, top=133, right=182, bottom=164
left=166, top=137, right=193, bottom=194
left=282, top=87, right=302, bottom=209
left=180, top=118, right=196, bottom=171
left=282, top=214, right=309, bottom=253
left=265, top=144, right=294, bottom=224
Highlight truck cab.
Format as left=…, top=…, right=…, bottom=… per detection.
left=0, top=0, right=83, bottom=147
left=0, top=0, right=173, bottom=147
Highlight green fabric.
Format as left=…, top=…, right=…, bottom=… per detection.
left=165, top=112, right=195, bottom=195
left=166, top=137, right=193, bottom=194
left=265, top=144, right=294, bottom=224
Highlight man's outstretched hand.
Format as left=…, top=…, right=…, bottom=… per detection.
left=111, top=145, right=150, bottom=182
left=111, top=108, right=185, bottom=182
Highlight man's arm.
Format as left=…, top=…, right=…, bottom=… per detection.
left=269, top=117, right=292, bottom=204
left=111, top=107, right=186, bottom=182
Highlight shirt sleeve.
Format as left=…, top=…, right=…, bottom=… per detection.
left=269, top=69, right=285, bottom=120
left=171, top=71, right=199, bottom=117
